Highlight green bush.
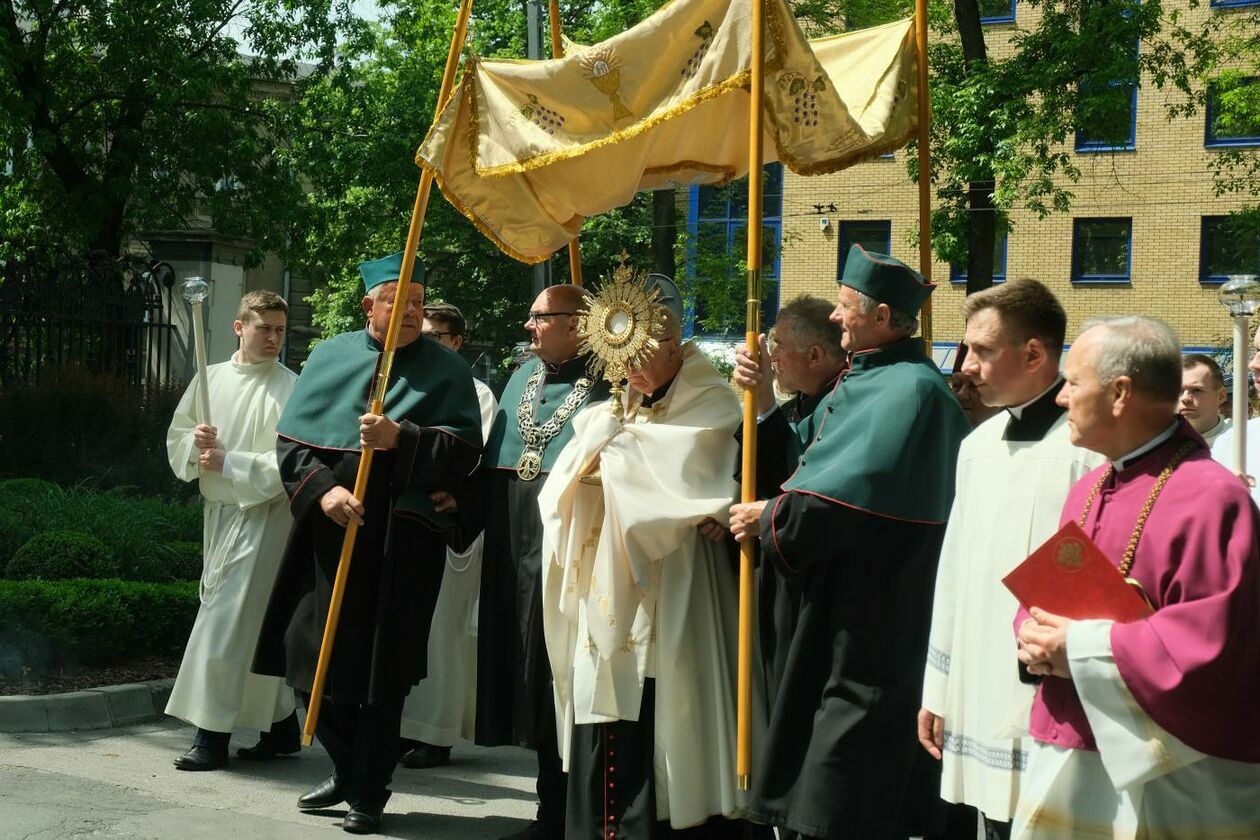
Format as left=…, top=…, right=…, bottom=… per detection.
left=0, top=579, right=198, bottom=677
left=0, top=508, right=35, bottom=566
left=6, top=531, right=119, bottom=580
left=159, top=541, right=204, bottom=581
left=0, top=477, right=60, bottom=502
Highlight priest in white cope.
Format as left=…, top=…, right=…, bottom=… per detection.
left=1015, top=316, right=1260, bottom=839
left=539, top=284, right=755, bottom=839
left=399, top=302, right=498, bottom=769
left=919, top=280, right=1102, bottom=839
left=165, top=290, right=299, bottom=771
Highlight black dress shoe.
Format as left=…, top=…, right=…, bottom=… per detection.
left=236, top=737, right=301, bottom=760
left=173, top=745, right=228, bottom=771
left=343, top=803, right=384, bottom=835
left=398, top=742, right=451, bottom=769
left=298, top=776, right=346, bottom=810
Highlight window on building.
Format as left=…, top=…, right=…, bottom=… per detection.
left=1071, top=218, right=1132, bottom=284
left=1200, top=216, right=1260, bottom=285
left=1211, top=0, right=1260, bottom=8
left=980, top=0, right=1016, bottom=23
left=837, top=220, right=892, bottom=276
left=687, top=164, right=783, bottom=336
left=950, top=234, right=1008, bottom=285
left=1076, top=35, right=1139, bottom=152
left=1206, top=77, right=1260, bottom=147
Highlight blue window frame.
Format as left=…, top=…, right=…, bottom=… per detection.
left=837, top=220, right=892, bottom=277
left=980, top=0, right=1016, bottom=23
left=1076, top=35, right=1139, bottom=152
left=1071, top=218, right=1132, bottom=284
left=1205, top=77, right=1260, bottom=148
left=686, top=164, right=783, bottom=337
left=1211, top=0, right=1260, bottom=8
left=1200, top=216, right=1260, bottom=285
left=950, top=234, right=1009, bottom=285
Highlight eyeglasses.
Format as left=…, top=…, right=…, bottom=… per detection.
left=526, top=311, right=576, bottom=324
left=423, top=330, right=457, bottom=339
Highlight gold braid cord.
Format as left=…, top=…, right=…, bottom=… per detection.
left=577, top=262, right=665, bottom=419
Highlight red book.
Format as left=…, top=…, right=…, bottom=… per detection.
left=1002, top=521, right=1153, bottom=623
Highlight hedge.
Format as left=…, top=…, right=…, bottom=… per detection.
left=6, top=531, right=118, bottom=580
left=0, top=579, right=199, bottom=679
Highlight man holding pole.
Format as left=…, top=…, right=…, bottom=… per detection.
left=165, top=290, right=300, bottom=771
left=476, top=283, right=610, bottom=840
left=253, top=253, right=482, bottom=835
left=728, top=246, right=969, bottom=840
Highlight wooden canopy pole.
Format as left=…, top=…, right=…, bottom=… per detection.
left=915, top=0, right=933, bottom=349
left=301, top=0, right=476, bottom=747
left=547, top=0, right=584, bottom=286
left=737, top=0, right=766, bottom=793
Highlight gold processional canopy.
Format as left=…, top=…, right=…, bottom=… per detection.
left=415, top=0, right=920, bottom=264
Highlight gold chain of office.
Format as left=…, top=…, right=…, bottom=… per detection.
left=1077, top=439, right=1197, bottom=584
left=514, top=364, right=595, bottom=481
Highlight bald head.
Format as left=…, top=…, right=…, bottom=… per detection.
left=525, top=283, right=587, bottom=364
left=544, top=283, right=588, bottom=313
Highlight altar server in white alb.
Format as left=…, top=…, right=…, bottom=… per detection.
left=398, top=302, right=498, bottom=769
left=919, top=280, right=1101, bottom=839
left=165, top=290, right=300, bottom=771
left=539, top=278, right=754, bottom=838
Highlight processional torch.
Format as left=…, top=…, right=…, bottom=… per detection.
left=1219, top=274, right=1260, bottom=476
left=181, top=277, right=213, bottom=429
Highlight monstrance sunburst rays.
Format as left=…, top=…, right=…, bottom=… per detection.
left=577, top=262, right=664, bottom=420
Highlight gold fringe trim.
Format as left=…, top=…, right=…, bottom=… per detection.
left=468, top=70, right=754, bottom=179
left=416, top=153, right=553, bottom=265
left=643, top=159, right=736, bottom=184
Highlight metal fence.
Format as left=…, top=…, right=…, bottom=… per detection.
left=0, top=255, right=180, bottom=390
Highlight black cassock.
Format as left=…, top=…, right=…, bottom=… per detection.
left=740, top=408, right=947, bottom=840
left=254, top=423, right=480, bottom=704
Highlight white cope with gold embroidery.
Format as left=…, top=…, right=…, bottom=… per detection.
left=539, top=342, right=751, bottom=827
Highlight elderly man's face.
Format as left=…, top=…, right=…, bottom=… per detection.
left=362, top=282, right=425, bottom=347
left=627, top=335, right=682, bottom=397
left=1056, top=327, right=1114, bottom=452
left=1178, top=363, right=1225, bottom=434
left=831, top=285, right=877, bottom=353
left=769, top=322, right=813, bottom=395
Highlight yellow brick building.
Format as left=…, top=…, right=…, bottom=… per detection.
left=687, top=0, right=1259, bottom=360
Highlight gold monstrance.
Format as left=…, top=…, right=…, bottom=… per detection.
left=576, top=264, right=665, bottom=421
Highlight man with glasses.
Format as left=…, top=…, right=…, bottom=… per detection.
left=476, top=283, right=611, bottom=840
left=397, top=302, right=498, bottom=770
left=732, top=295, right=846, bottom=498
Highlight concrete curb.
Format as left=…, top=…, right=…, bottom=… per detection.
left=0, top=679, right=174, bottom=733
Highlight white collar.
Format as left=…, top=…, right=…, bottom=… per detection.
left=1005, top=376, right=1064, bottom=421
left=1111, top=421, right=1180, bottom=472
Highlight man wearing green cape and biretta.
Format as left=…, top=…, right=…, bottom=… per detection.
left=252, top=252, right=482, bottom=835
left=729, top=245, right=970, bottom=840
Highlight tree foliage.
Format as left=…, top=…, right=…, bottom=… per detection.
left=0, top=0, right=364, bottom=262
left=916, top=0, right=1223, bottom=288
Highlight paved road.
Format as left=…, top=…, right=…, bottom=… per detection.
left=0, top=718, right=538, bottom=839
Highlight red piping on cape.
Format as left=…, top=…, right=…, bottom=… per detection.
left=289, top=464, right=329, bottom=509
left=783, top=488, right=946, bottom=526
left=276, top=426, right=482, bottom=454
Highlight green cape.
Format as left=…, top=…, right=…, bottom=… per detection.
left=276, top=329, right=481, bottom=453
left=486, top=354, right=611, bottom=473
left=782, top=338, right=969, bottom=524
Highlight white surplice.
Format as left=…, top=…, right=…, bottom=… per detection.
left=164, top=355, right=298, bottom=733
left=1012, top=620, right=1260, bottom=839
left=923, top=410, right=1103, bottom=822
left=539, top=343, right=747, bottom=827
left=401, top=378, right=497, bottom=745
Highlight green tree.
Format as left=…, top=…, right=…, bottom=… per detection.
left=918, top=0, right=1221, bottom=293
left=0, top=0, right=362, bottom=263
